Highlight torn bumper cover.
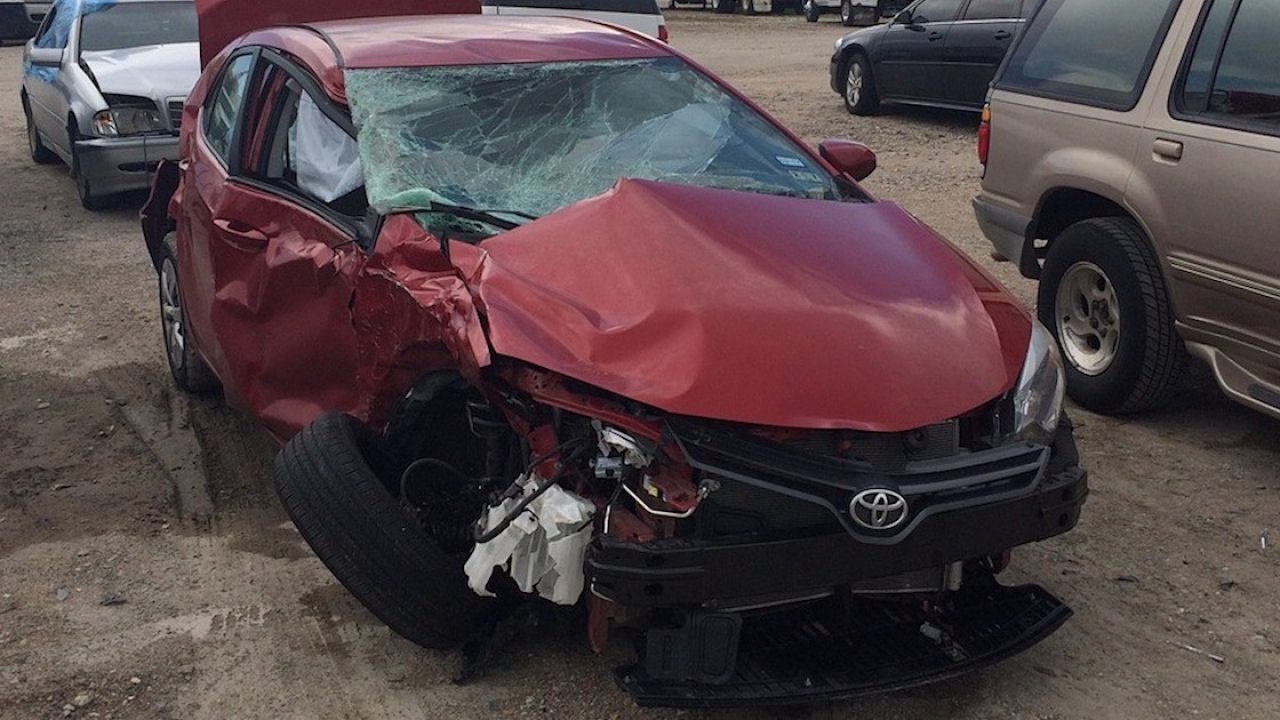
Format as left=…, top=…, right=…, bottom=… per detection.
left=587, top=419, right=1085, bottom=704
left=618, top=581, right=1071, bottom=707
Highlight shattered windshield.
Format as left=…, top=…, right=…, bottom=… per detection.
left=345, top=58, right=841, bottom=234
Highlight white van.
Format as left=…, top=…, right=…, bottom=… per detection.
left=482, top=0, right=668, bottom=41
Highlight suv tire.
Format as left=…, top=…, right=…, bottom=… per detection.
left=1038, top=217, right=1187, bottom=414
left=273, top=412, right=487, bottom=649
left=804, top=0, right=820, bottom=21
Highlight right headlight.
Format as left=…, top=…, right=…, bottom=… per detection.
left=92, top=103, right=166, bottom=137
left=1009, top=319, right=1065, bottom=445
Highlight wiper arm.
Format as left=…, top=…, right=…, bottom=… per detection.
left=423, top=201, right=538, bottom=231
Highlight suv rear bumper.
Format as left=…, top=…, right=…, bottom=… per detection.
left=973, top=193, right=1033, bottom=273
left=586, top=421, right=1087, bottom=608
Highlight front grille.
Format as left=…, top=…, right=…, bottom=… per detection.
left=773, top=422, right=959, bottom=472
left=168, top=100, right=183, bottom=131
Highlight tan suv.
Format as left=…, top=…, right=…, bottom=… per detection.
left=973, top=0, right=1280, bottom=420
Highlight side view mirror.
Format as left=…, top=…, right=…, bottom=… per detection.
left=27, top=47, right=64, bottom=67
left=819, top=139, right=877, bottom=181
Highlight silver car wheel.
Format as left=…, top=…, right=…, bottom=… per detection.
left=846, top=62, right=863, bottom=107
left=160, top=257, right=186, bottom=372
left=1055, top=261, right=1120, bottom=376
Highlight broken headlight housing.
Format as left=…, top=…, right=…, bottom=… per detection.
left=92, top=96, right=165, bottom=137
left=1008, top=319, right=1065, bottom=445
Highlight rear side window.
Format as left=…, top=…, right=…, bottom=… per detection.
left=1177, top=0, right=1280, bottom=132
left=203, top=53, right=254, bottom=165
left=910, top=0, right=964, bottom=23
left=962, top=0, right=1020, bottom=21
left=480, top=0, right=659, bottom=13
left=996, top=0, right=1181, bottom=110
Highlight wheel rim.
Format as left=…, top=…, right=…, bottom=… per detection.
left=160, top=258, right=186, bottom=372
left=1055, top=261, right=1121, bottom=376
left=846, top=62, right=863, bottom=107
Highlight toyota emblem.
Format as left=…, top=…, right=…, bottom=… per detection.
left=850, top=489, right=908, bottom=530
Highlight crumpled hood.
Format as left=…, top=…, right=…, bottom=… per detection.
left=468, top=179, right=1031, bottom=432
left=82, top=43, right=200, bottom=100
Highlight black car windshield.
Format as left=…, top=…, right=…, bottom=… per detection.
left=345, top=57, right=841, bottom=227
left=79, top=2, right=197, bottom=53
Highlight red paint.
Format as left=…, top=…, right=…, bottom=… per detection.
left=469, top=179, right=1028, bottom=432
left=193, top=0, right=480, bottom=67
left=162, top=14, right=1032, bottom=444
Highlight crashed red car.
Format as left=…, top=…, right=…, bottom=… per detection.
left=140, top=5, right=1087, bottom=707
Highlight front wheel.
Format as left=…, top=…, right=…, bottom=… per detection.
left=843, top=53, right=879, bottom=115
left=804, top=0, right=821, bottom=21
left=1037, top=217, right=1187, bottom=414
left=274, top=412, right=488, bottom=648
left=840, top=0, right=855, bottom=25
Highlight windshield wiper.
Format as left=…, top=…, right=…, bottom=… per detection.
left=406, top=201, right=539, bottom=232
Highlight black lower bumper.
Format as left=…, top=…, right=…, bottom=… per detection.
left=587, top=419, right=1087, bottom=608
left=618, top=580, right=1070, bottom=707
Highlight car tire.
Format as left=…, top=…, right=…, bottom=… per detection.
left=715, top=0, right=735, bottom=12
left=158, top=235, right=220, bottom=394
left=69, top=126, right=108, bottom=211
left=1037, top=217, right=1187, bottom=415
left=24, top=98, right=56, bottom=165
left=840, top=0, right=855, bottom=25
left=739, top=0, right=757, bottom=14
left=273, top=412, right=488, bottom=649
left=842, top=52, right=879, bottom=115
left=804, top=0, right=821, bottom=21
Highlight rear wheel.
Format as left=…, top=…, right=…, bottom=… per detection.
left=24, top=97, right=55, bottom=164
left=158, top=235, right=219, bottom=394
left=840, top=0, right=855, bottom=25
left=1038, top=217, right=1187, bottom=414
left=843, top=53, right=879, bottom=115
left=804, top=0, right=821, bottom=21
left=274, top=412, right=489, bottom=648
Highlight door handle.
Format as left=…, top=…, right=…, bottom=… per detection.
left=994, top=29, right=1012, bottom=40
left=1153, top=138, right=1184, bottom=161
left=213, top=218, right=269, bottom=249
left=928, top=31, right=943, bottom=41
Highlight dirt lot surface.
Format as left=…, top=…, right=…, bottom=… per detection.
left=2, top=11, right=1278, bottom=720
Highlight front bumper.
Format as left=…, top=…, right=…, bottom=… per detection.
left=586, top=420, right=1086, bottom=608
left=75, top=135, right=180, bottom=197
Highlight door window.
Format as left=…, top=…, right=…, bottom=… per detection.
left=202, top=53, right=254, bottom=166
left=1177, top=0, right=1280, bottom=132
left=247, top=62, right=367, bottom=221
left=910, top=0, right=964, bottom=24
left=962, top=0, right=1020, bottom=21
left=996, top=0, right=1180, bottom=110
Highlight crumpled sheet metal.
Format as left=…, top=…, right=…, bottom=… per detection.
left=350, top=215, right=492, bottom=427
left=468, top=179, right=1031, bottom=433
left=464, top=475, right=596, bottom=605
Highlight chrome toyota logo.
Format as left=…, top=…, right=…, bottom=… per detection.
left=850, top=489, right=908, bottom=530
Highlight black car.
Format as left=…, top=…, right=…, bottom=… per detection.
left=830, top=0, right=1040, bottom=115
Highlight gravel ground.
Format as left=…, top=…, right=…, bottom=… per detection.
left=2, top=10, right=1278, bottom=720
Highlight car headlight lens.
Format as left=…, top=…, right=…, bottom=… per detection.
left=1010, top=319, right=1065, bottom=444
left=92, top=106, right=165, bottom=137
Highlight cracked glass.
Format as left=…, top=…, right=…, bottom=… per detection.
left=345, top=57, right=839, bottom=235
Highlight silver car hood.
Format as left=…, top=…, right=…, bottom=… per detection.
left=81, top=42, right=200, bottom=101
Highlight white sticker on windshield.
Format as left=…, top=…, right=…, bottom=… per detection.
left=775, top=155, right=807, bottom=168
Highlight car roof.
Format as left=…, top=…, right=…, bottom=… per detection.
left=267, top=15, right=670, bottom=71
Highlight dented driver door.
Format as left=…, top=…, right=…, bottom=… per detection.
left=189, top=50, right=367, bottom=438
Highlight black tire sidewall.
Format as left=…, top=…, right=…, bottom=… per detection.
left=1038, top=220, right=1156, bottom=413
left=843, top=53, right=876, bottom=115
left=804, top=0, right=820, bottom=20
left=841, top=0, right=854, bottom=24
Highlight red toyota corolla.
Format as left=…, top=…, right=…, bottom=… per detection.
left=141, top=1, right=1086, bottom=706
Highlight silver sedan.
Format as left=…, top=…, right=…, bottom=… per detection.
left=21, top=0, right=198, bottom=209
